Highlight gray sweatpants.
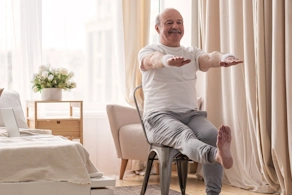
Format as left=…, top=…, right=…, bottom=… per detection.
left=143, top=110, right=223, bottom=195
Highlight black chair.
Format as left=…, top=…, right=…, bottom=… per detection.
left=133, top=85, right=190, bottom=195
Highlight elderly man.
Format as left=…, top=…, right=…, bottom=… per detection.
left=138, top=8, right=243, bottom=195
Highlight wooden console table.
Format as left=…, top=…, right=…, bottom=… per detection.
left=26, top=100, right=83, bottom=144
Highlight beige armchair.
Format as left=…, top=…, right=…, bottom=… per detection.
left=106, top=104, right=149, bottom=179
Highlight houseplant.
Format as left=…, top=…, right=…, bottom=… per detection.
left=31, top=64, right=76, bottom=100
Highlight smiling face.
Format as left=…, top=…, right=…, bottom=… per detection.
left=155, top=8, right=184, bottom=47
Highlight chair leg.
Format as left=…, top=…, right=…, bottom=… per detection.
left=119, top=159, right=128, bottom=179
left=159, top=154, right=173, bottom=195
left=177, top=157, right=189, bottom=195
left=141, top=152, right=156, bottom=195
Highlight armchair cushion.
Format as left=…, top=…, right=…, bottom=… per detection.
left=119, top=124, right=148, bottom=161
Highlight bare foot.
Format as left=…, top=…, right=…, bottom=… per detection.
left=215, top=125, right=233, bottom=169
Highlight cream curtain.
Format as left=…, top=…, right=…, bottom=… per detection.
left=120, top=0, right=150, bottom=173
left=0, top=0, right=42, bottom=105
left=197, top=0, right=292, bottom=194
left=121, top=0, right=150, bottom=106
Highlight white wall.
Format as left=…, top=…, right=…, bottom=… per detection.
left=82, top=114, right=121, bottom=178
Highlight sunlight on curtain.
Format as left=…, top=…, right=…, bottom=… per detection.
left=121, top=0, right=151, bottom=107
left=0, top=0, right=42, bottom=106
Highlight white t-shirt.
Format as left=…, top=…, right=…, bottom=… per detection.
left=138, top=43, right=204, bottom=115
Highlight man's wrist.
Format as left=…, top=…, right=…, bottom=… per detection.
left=162, top=54, right=174, bottom=67
left=221, top=54, right=235, bottom=62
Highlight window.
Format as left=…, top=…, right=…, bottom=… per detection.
left=42, top=0, right=124, bottom=108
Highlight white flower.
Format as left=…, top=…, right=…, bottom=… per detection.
left=48, top=74, right=54, bottom=81
left=51, top=68, right=56, bottom=75
left=42, top=71, right=49, bottom=78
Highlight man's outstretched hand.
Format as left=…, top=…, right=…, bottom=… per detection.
left=167, top=56, right=191, bottom=67
left=220, top=56, right=243, bottom=67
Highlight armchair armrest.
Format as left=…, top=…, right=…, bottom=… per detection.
left=106, top=104, right=141, bottom=158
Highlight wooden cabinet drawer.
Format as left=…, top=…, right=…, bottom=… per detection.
left=37, top=120, right=80, bottom=137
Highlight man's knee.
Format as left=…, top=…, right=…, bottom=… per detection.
left=204, top=126, right=218, bottom=146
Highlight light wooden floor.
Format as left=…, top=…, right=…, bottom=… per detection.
left=115, top=172, right=268, bottom=195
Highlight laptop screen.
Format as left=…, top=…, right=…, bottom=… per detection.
left=0, top=108, right=20, bottom=137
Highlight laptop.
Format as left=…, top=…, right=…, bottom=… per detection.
left=0, top=108, right=21, bottom=137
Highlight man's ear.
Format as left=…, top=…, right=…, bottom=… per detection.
left=155, top=25, right=160, bottom=33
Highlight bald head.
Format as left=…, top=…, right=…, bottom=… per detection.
left=155, top=8, right=183, bottom=25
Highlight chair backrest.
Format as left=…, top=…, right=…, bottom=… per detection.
left=133, top=85, right=151, bottom=144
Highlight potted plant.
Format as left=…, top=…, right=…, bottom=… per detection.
left=31, top=64, right=76, bottom=101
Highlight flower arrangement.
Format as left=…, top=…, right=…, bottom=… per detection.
left=32, top=64, right=76, bottom=93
